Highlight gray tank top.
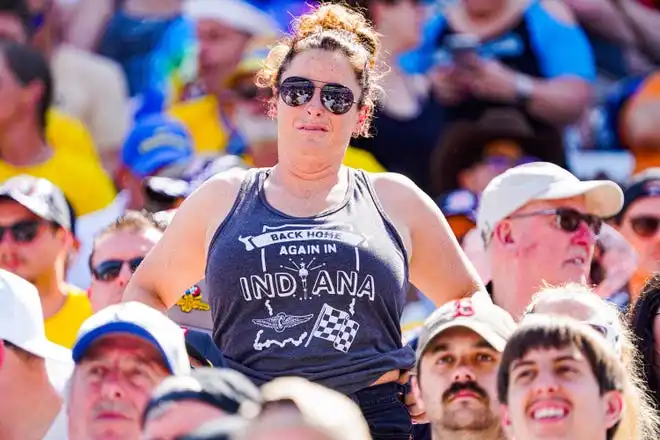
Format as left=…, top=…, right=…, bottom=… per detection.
left=206, top=168, right=415, bottom=394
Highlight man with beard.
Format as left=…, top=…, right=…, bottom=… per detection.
left=412, top=293, right=516, bottom=440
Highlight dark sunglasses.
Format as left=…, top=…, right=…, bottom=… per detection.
left=279, top=76, right=357, bottom=115
left=234, top=84, right=273, bottom=101
left=0, top=219, right=45, bottom=243
left=629, top=216, right=660, bottom=238
left=510, top=208, right=603, bottom=235
left=92, top=257, right=144, bottom=282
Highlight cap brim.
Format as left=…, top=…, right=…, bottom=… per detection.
left=72, top=322, right=175, bottom=373
left=536, top=180, right=624, bottom=218
left=417, top=320, right=507, bottom=361
left=18, top=336, right=72, bottom=363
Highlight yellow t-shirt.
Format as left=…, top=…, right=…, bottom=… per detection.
left=46, top=108, right=102, bottom=162
left=44, top=287, right=93, bottom=349
left=169, top=95, right=387, bottom=172
left=169, top=95, right=230, bottom=154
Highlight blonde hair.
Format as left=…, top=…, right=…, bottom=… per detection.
left=256, top=3, right=384, bottom=137
left=527, top=283, right=660, bottom=440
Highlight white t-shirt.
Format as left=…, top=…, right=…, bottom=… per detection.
left=43, top=408, right=67, bottom=440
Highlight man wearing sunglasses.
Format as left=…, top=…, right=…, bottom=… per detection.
left=613, top=168, right=660, bottom=305
left=88, top=210, right=164, bottom=313
left=477, top=162, right=623, bottom=319
left=0, top=175, right=93, bottom=348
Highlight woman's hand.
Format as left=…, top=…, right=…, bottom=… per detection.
left=467, top=59, right=518, bottom=103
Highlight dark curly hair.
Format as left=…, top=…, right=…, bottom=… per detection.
left=629, top=273, right=660, bottom=410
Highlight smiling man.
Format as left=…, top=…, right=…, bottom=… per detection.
left=498, top=315, right=625, bottom=440
left=478, top=162, right=623, bottom=319
left=412, top=294, right=516, bottom=440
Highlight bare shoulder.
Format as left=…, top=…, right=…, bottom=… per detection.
left=540, top=0, right=577, bottom=25
left=367, top=172, right=425, bottom=209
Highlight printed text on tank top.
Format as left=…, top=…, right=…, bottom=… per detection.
left=205, top=168, right=415, bottom=393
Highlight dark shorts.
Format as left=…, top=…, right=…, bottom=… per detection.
left=348, top=382, right=413, bottom=440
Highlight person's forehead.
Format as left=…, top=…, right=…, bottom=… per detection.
left=81, top=333, right=164, bottom=363
left=512, top=345, right=585, bottom=368
left=94, top=228, right=161, bottom=254
left=624, top=196, right=660, bottom=218
left=282, top=49, right=361, bottom=91
left=196, top=18, right=249, bottom=36
left=425, top=327, right=494, bottom=353
left=0, top=200, right=40, bottom=220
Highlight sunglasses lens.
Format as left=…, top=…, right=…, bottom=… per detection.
left=588, top=323, right=608, bottom=337
left=280, top=78, right=314, bottom=107
left=94, top=261, right=122, bottom=282
left=129, top=257, right=144, bottom=273
left=557, top=210, right=602, bottom=234
left=321, top=85, right=355, bottom=115
left=557, top=210, right=581, bottom=232
left=11, top=221, right=41, bottom=243
left=631, top=216, right=660, bottom=238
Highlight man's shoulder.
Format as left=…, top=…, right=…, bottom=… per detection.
left=63, top=286, right=94, bottom=318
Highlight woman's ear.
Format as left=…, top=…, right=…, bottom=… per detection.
left=353, top=106, right=369, bottom=136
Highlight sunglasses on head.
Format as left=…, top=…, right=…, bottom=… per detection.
left=0, top=219, right=47, bottom=243
left=510, top=207, right=603, bottom=235
left=92, top=257, right=144, bottom=282
left=279, top=76, right=357, bottom=115
left=629, top=216, right=660, bottom=238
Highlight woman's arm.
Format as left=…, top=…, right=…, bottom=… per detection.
left=371, top=173, right=486, bottom=306
left=122, top=170, right=246, bottom=311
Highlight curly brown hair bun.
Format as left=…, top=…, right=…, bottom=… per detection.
left=256, top=3, right=383, bottom=137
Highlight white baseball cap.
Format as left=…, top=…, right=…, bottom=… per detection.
left=72, top=302, right=191, bottom=376
left=477, top=162, right=623, bottom=243
left=0, top=269, right=71, bottom=362
left=184, top=0, right=279, bottom=36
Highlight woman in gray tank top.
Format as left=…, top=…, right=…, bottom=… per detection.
left=123, top=4, right=486, bottom=438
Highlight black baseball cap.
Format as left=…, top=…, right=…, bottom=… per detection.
left=142, top=368, right=262, bottom=426
left=615, top=168, right=660, bottom=222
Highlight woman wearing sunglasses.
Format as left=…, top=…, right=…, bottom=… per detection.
left=123, top=4, right=484, bottom=438
left=613, top=168, right=660, bottom=307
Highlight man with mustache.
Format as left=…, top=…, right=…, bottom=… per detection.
left=67, top=301, right=190, bottom=440
left=412, top=293, right=516, bottom=440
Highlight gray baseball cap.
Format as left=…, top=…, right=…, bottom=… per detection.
left=0, top=175, right=72, bottom=230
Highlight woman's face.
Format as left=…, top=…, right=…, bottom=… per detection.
left=276, top=48, right=365, bottom=167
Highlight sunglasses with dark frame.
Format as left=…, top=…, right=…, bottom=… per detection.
left=0, top=219, right=52, bottom=243
left=509, top=207, right=603, bottom=235
left=91, top=257, right=144, bottom=282
left=278, top=76, right=358, bottom=115
left=629, top=215, right=660, bottom=238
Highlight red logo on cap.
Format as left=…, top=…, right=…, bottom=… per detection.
left=453, top=299, right=475, bottom=318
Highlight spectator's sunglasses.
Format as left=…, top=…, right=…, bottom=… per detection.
left=0, top=219, right=48, bottom=243
left=278, top=76, right=357, bottom=115
left=92, top=257, right=144, bottom=282
left=509, top=208, right=602, bottom=235
left=629, top=215, right=660, bottom=238
left=234, top=84, right=273, bottom=101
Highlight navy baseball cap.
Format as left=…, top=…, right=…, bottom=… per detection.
left=615, top=168, right=660, bottom=222
left=122, top=115, right=194, bottom=178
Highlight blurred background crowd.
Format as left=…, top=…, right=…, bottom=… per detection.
left=1, top=0, right=660, bottom=438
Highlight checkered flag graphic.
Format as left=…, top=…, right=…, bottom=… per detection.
left=305, top=304, right=360, bottom=352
